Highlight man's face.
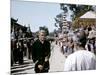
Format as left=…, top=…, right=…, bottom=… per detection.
left=39, top=32, right=46, bottom=41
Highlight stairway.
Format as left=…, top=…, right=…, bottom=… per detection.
left=11, top=58, right=35, bottom=75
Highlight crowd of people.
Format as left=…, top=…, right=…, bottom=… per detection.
left=11, top=28, right=34, bottom=66
left=11, top=28, right=51, bottom=73
left=11, top=38, right=34, bottom=65
left=56, top=25, right=96, bottom=57
left=55, top=25, right=96, bottom=71
left=11, top=25, right=96, bottom=73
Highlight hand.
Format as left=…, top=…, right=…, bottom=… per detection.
left=45, top=57, right=49, bottom=62
left=38, top=65, right=43, bottom=70
left=33, top=58, right=36, bottom=63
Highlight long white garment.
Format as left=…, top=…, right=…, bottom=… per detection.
left=64, top=50, right=96, bottom=71
left=49, top=44, right=66, bottom=72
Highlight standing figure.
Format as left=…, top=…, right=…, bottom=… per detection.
left=67, top=37, right=74, bottom=55
left=32, top=30, right=51, bottom=73
left=61, top=34, right=68, bottom=55
left=85, top=28, right=96, bottom=54
left=16, top=40, right=24, bottom=64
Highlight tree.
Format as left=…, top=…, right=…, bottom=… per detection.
left=60, top=3, right=95, bottom=21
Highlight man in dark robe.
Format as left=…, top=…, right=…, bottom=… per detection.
left=32, top=30, right=51, bottom=73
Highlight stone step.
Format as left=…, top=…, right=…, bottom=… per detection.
left=11, top=59, right=34, bottom=74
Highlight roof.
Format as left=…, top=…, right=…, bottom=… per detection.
left=80, top=11, right=96, bottom=19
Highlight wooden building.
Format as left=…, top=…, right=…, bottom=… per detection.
left=73, top=11, right=96, bottom=28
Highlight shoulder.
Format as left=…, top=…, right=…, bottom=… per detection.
left=71, top=50, right=96, bottom=60
left=33, top=39, right=39, bottom=45
left=45, top=40, right=50, bottom=44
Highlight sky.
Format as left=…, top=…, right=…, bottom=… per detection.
left=11, top=0, right=72, bottom=32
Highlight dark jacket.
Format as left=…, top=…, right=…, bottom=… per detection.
left=32, top=39, right=51, bottom=73
left=32, top=39, right=51, bottom=63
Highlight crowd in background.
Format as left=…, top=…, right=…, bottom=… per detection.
left=56, top=25, right=96, bottom=57
left=11, top=24, right=96, bottom=72
left=11, top=27, right=34, bottom=66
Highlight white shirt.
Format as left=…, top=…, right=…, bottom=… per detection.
left=64, top=50, right=96, bottom=71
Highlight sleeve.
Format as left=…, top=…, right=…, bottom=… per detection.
left=47, top=42, right=51, bottom=59
left=45, top=41, right=51, bottom=59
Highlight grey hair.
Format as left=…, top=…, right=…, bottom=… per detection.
left=38, top=30, right=46, bottom=35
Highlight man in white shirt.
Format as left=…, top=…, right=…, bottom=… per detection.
left=64, top=40, right=96, bottom=71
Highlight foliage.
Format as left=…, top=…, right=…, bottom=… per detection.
left=60, top=3, right=95, bottom=21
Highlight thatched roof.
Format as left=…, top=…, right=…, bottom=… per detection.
left=80, top=11, right=96, bottom=19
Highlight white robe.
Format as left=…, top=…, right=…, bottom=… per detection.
left=64, top=50, right=96, bottom=71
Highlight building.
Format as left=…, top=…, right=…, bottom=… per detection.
left=73, top=11, right=96, bottom=28
left=11, top=18, right=33, bottom=40
left=11, top=18, right=27, bottom=33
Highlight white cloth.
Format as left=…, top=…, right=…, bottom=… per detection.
left=64, top=50, right=96, bottom=71
left=49, top=45, right=66, bottom=72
